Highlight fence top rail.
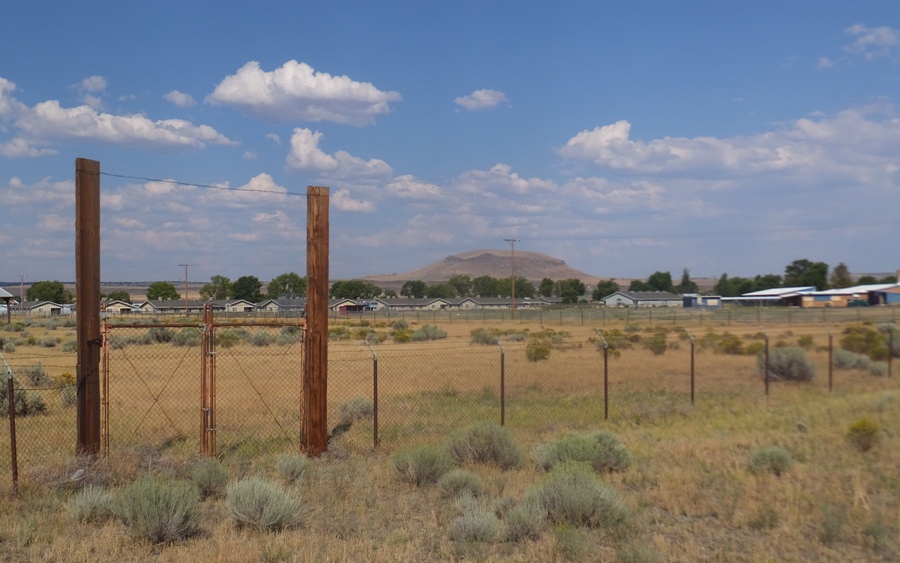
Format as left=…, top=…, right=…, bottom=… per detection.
left=104, top=321, right=305, bottom=329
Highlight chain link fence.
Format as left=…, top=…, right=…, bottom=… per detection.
left=3, top=313, right=898, bottom=492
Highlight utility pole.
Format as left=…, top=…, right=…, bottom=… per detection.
left=179, top=264, right=192, bottom=314
left=504, top=239, right=520, bottom=320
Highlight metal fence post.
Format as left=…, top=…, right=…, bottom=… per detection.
left=889, top=328, right=894, bottom=378
left=2, top=352, right=17, bottom=495
left=497, top=340, right=505, bottom=426
left=101, top=319, right=109, bottom=455
left=686, top=330, right=695, bottom=405
left=764, top=332, right=770, bottom=397
left=595, top=330, right=609, bottom=421
left=365, top=337, right=379, bottom=447
left=825, top=324, right=833, bottom=392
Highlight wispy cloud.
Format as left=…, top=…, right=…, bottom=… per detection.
left=164, top=90, right=197, bottom=108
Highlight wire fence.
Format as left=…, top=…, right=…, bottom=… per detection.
left=2, top=313, right=898, bottom=492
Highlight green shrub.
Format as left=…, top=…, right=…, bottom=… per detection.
left=446, top=422, right=523, bottom=469
left=172, top=328, right=201, bottom=347
left=2, top=341, right=14, bottom=353
left=448, top=501, right=503, bottom=543
left=846, top=418, right=880, bottom=452
left=338, top=396, right=374, bottom=421
left=191, top=458, right=229, bottom=499
left=747, top=446, right=794, bottom=476
left=645, top=334, right=667, bottom=355
left=67, top=485, right=114, bottom=523
left=531, top=461, right=629, bottom=528
left=553, top=525, right=592, bottom=561
left=226, top=477, right=304, bottom=531
left=532, top=430, right=632, bottom=473
left=715, top=332, right=744, bottom=355
left=0, top=378, right=46, bottom=416
left=840, top=324, right=888, bottom=360
left=878, top=323, right=899, bottom=358
left=392, top=330, right=411, bottom=343
left=113, top=475, right=201, bottom=542
left=61, top=339, right=76, bottom=353
left=392, top=445, right=455, bottom=486
left=40, top=338, right=57, bottom=348
left=437, top=469, right=484, bottom=498
left=758, top=346, right=815, bottom=382
left=797, top=334, right=815, bottom=350
left=833, top=349, right=887, bottom=376
left=411, top=324, right=447, bottom=341
left=392, top=319, right=409, bottom=331
left=506, top=496, right=547, bottom=541
left=525, top=341, right=551, bottom=362
left=275, top=453, right=310, bottom=485
left=217, top=329, right=243, bottom=348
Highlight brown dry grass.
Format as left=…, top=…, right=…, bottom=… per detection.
left=2, top=312, right=899, bottom=561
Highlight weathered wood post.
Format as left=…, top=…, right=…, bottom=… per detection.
left=76, top=158, right=101, bottom=454
left=302, top=186, right=329, bottom=455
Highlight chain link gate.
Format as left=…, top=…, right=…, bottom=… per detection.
left=101, top=306, right=304, bottom=458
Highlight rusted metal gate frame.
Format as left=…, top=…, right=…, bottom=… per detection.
left=101, top=306, right=304, bottom=457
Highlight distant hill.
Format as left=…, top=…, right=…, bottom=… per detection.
left=362, top=249, right=604, bottom=288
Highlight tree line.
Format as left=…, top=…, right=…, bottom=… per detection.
left=19, top=259, right=897, bottom=305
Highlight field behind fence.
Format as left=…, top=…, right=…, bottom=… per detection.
left=2, top=307, right=898, bottom=491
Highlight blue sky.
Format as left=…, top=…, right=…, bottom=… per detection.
left=2, top=2, right=899, bottom=285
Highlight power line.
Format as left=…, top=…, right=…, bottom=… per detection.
left=98, top=172, right=308, bottom=198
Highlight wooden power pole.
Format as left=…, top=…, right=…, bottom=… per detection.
left=302, top=186, right=329, bottom=455
left=75, top=158, right=101, bottom=454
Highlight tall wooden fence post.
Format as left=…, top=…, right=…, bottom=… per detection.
left=302, top=186, right=329, bottom=455
left=76, top=158, right=101, bottom=455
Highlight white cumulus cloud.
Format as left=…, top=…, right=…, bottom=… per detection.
left=844, top=24, right=900, bottom=61
left=286, top=128, right=392, bottom=179
left=206, top=60, right=401, bottom=126
left=385, top=175, right=441, bottom=199
left=164, top=90, right=197, bottom=108
left=78, top=76, right=107, bottom=93
left=332, top=188, right=375, bottom=212
left=454, top=89, right=509, bottom=111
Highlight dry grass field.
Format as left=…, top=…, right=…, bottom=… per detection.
left=1, top=310, right=899, bottom=561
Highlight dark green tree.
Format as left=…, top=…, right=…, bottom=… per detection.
left=267, top=272, right=306, bottom=298
left=383, top=289, right=398, bottom=299
left=784, top=259, right=829, bottom=290
left=200, top=275, right=233, bottom=300
left=538, top=278, right=554, bottom=297
left=629, top=279, right=650, bottom=292
left=425, top=283, right=455, bottom=299
left=472, top=276, right=500, bottom=298
left=105, top=290, right=131, bottom=303
left=146, top=281, right=180, bottom=301
left=447, top=275, right=473, bottom=297
left=856, top=275, right=878, bottom=285
left=753, top=274, right=782, bottom=291
left=646, top=271, right=674, bottom=293
left=556, top=278, right=587, bottom=303
left=233, top=275, right=263, bottom=302
left=592, top=280, right=620, bottom=301
left=829, top=262, right=853, bottom=289
left=330, top=280, right=382, bottom=300
left=400, top=280, right=426, bottom=298
left=880, top=275, right=898, bottom=283
left=676, top=268, right=698, bottom=294
left=26, top=280, right=73, bottom=303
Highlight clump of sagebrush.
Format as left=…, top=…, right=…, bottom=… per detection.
left=437, top=469, right=484, bottom=498
left=226, top=477, right=304, bottom=532
left=19, top=364, right=50, bottom=386
left=446, top=422, right=523, bottom=469
left=758, top=346, right=815, bottom=382
left=529, top=461, right=630, bottom=528
left=338, top=396, right=374, bottom=421
left=392, top=445, right=455, bottom=486
left=715, top=332, right=744, bottom=355
left=833, top=349, right=887, bottom=376
left=879, top=323, right=900, bottom=357
left=61, top=339, right=76, bottom=353
left=644, top=334, right=667, bottom=355
left=217, top=328, right=245, bottom=348
left=148, top=327, right=174, bottom=343
left=0, top=376, right=46, bottom=416
left=505, top=496, right=547, bottom=541
left=113, top=475, right=201, bottom=542
left=172, top=328, right=201, bottom=347
left=392, top=319, right=409, bottom=331
left=448, top=500, right=503, bottom=543
left=747, top=446, right=794, bottom=476
left=411, top=324, right=447, bottom=341
left=67, top=484, right=114, bottom=523
left=249, top=332, right=273, bottom=347
left=191, top=457, right=229, bottom=499
left=532, top=430, right=632, bottom=473
left=275, top=452, right=310, bottom=485
left=846, top=418, right=880, bottom=453
left=470, top=327, right=500, bottom=345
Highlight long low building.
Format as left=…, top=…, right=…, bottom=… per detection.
left=722, top=283, right=900, bottom=307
